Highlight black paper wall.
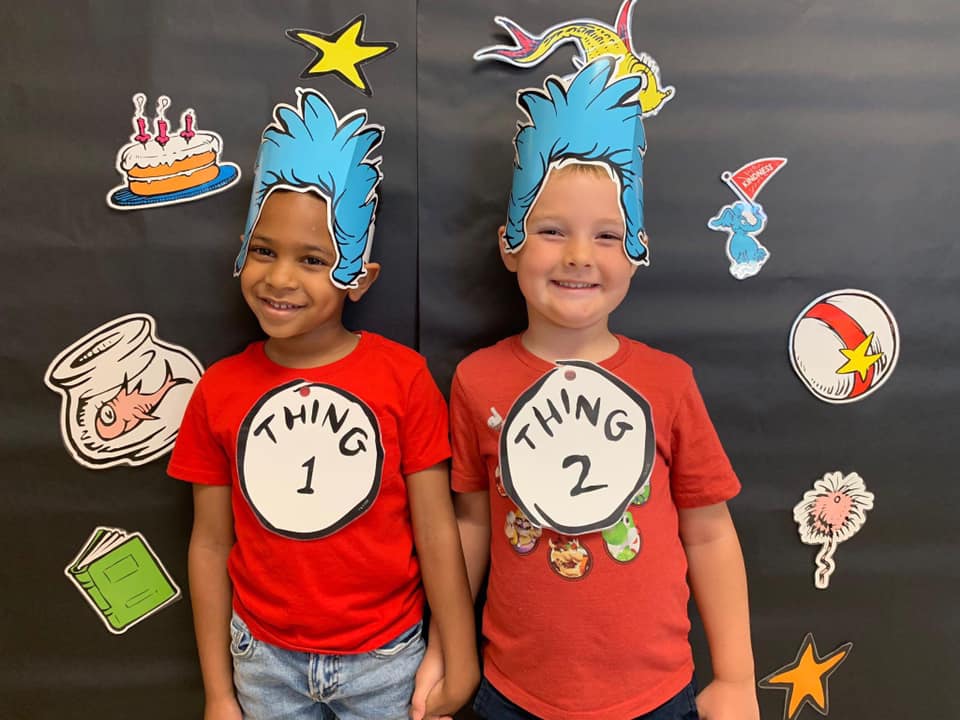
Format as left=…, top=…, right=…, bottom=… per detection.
left=2, top=1, right=958, bottom=718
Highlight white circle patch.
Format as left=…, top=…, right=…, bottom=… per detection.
left=237, top=380, right=383, bottom=539
left=499, top=361, right=654, bottom=534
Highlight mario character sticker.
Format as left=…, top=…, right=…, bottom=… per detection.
left=237, top=380, right=384, bottom=540
left=794, top=471, right=874, bottom=589
left=789, top=289, right=899, bottom=404
left=500, top=360, right=654, bottom=535
left=286, top=15, right=397, bottom=97
left=503, top=57, right=649, bottom=267
left=107, top=93, right=240, bottom=210
left=474, top=0, right=675, bottom=117
left=505, top=507, right=542, bottom=554
left=45, top=314, right=202, bottom=469
left=548, top=536, right=592, bottom=580
left=707, top=157, right=787, bottom=279
left=759, top=634, right=852, bottom=720
left=235, top=88, right=383, bottom=289
left=65, top=526, right=181, bottom=635
left=602, top=510, right=642, bottom=562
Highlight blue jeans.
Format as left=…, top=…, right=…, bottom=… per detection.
left=230, top=612, right=425, bottom=720
left=473, top=677, right=700, bottom=720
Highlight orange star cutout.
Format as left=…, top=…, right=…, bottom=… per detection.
left=759, top=633, right=852, bottom=720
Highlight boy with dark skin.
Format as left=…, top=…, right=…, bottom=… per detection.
left=171, top=90, right=477, bottom=720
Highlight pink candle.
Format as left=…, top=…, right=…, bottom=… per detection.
left=134, top=117, right=151, bottom=144
left=179, top=110, right=196, bottom=141
left=131, top=92, right=151, bottom=144
left=154, top=96, right=171, bottom=147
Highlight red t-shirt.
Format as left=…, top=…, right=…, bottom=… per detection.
left=168, top=332, right=450, bottom=653
left=450, top=335, right=740, bottom=720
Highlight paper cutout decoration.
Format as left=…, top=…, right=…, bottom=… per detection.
left=286, top=15, right=397, bottom=96
left=707, top=157, right=787, bottom=279
left=790, top=289, right=899, bottom=404
left=794, top=471, right=874, bottom=589
left=503, top=57, right=649, bottom=266
left=107, top=93, right=240, bottom=210
left=234, top=88, right=383, bottom=290
left=237, top=380, right=384, bottom=540
left=499, top=360, right=654, bottom=535
left=65, top=526, right=181, bottom=634
left=759, top=634, right=852, bottom=720
left=474, top=0, right=674, bottom=117
left=45, top=314, right=203, bottom=469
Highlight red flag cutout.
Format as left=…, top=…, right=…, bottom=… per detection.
left=723, top=157, right=787, bottom=202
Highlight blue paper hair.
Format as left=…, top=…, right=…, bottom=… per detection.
left=234, top=88, right=384, bottom=288
left=505, top=56, right=648, bottom=264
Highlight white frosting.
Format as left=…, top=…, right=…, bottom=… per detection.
left=120, top=132, right=220, bottom=170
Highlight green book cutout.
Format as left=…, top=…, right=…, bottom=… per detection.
left=65, top=526, right=181, bottom=634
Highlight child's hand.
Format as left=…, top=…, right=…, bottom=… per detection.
left=410, top=645, right=452, bottom=720
left=203, top=696, right=243, bottom=720
left=695, top=678, right=760, bottom=720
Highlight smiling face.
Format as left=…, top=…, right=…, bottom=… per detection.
left=239, top=190, right=377, bottom=362
left=501, top=163, right=638, bottom=342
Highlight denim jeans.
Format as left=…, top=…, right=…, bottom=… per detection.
left=230, top=612, right=425, bottom=720
left=473, top=676, right=700, bottom=720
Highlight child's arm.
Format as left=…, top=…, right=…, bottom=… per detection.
left=407, top=463, right=480, bottom=718
left=680, top=501, right=760, bottom=720
left=189, top=484, right=242, bottom=720
left=412, top=489, right=490, bottom=720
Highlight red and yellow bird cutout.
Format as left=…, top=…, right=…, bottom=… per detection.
left=473, top=0, right=675, bottom=117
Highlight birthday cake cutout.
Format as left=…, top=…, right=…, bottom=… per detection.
left=107, top=93, right=240, bottom=210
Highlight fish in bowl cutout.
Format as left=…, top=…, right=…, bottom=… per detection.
left=790, top=289, right=899, bottom=404
left=474, top=0, right=675, bottom=118
left=45, top=314, right=202, bottom=469
left=106, top=93, right=240, bottom=209
left=793, top=471, right=874, bottom=589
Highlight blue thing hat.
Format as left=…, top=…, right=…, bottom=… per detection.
left=235, top=88, right=384, bottom=288
left=504, top=57, right=648, bottom=265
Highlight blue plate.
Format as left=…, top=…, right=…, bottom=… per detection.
left=108, top=163, right=240, bottom=209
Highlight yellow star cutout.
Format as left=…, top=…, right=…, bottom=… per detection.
left=759, top=634, right=852, bottom=720
left=286, top=15, right=397, bottom=96
left=835, top=332, right=883, bottom=381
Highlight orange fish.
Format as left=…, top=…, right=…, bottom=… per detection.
left=95, top=361, right=189, bottom=440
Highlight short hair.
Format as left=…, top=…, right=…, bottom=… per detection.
left=505, top=57, right=648, bottom=265
left=235, top=88, right=384, bottom=288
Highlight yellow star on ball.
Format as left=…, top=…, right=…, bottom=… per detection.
left=759, top=633, right=852, bottom=720
left=286, top=15, right=397, bottom=96
left=836, top=332, right=883, bottom=382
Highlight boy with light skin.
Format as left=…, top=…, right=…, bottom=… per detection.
left=169, top=89, right=477, bottom=720
left=419, top=58, right=760, bottom=720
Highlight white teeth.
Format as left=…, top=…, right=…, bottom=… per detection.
left=555, top=281, right=595, bottom=289
left=265, top=300, right=300, bottom=310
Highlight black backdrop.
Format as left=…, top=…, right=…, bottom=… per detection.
left=2, top=1, right=958, bottom=718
